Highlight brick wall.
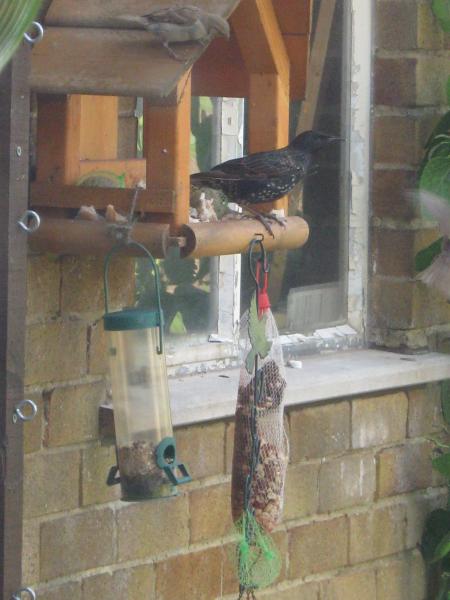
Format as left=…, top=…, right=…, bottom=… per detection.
left=370, top=0, right=450, bottom=350
left=22, top=282, right=445, bottom=600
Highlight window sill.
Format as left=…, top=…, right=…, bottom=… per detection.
left=169, top=349, right=450, bottom=427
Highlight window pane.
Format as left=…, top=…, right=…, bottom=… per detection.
left=243, top=0, right=349, bottom=334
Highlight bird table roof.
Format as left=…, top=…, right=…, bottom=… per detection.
left=30, top=0, right=241, bottom=100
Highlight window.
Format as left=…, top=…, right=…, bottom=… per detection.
left=137, top=0, right=371, bottom=372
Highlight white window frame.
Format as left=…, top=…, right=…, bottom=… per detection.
left=166, top=0, right=372, bottom=374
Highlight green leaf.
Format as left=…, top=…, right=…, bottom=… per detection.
left=443, top=381, right=450, bottom=426
left=434, top=531, right=450, bottom=563
left=0, top=0, right=43, bottom=73
left=424, top=113, right=450, bottom=152
left=447, top=76, right=450, bottom=106
left=245, top=293, right=272, bottom=374
left=422, top=509, right=450, bottom=562
left=420, top=156, right=450, bottom=201
left=415, top=237, right=443, bottom=272
left=432, top=453, right=450, bottom=477
left=433, top=0, right=450, bottom=32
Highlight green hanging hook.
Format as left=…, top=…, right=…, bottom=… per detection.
left=103, top=240, right=164, bottom=354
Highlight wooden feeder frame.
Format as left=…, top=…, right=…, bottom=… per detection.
left=29, top=0, right=315, bottom=258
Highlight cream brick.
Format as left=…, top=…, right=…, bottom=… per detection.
left=117, top=494, right=189, bottom=561
left=284, top=462, right=319, bottom=521
left=81, top=445, right=120, bottom=506
left=407, top=385, right=443, bottom=438
left=349, top=504, right=406, bottom=564
left=45, top=382, right=105, bottom=447
left=25, top=320, right=87, bottom=385
left=61, top=255, right=134, bottom=316
left=259, top=582, right=319, bottom=600
left=404, top=489, right=447, bottom=549
left=22, top=518, right=40, bottom=585
left=319, top=453, right=376, bottom=513
left=27, top=255, right=60, bottom=322
left=176, top=422, right=225, bottom=479
left=23, top=450, right=80, bottom=518
left=375, top=551, right=426, bottom=600
left=82, top=565, right=155, bottom=600
left=37, top=582, right=81, bottom=600
left=87, top=320, right=108, bottom=375
left=289, top=401, right=350, bottom=461
left=288, top=516, right=348, bottom=578
left=155, top=547, right=222, bottom=599
left=23, top=393, right=43, bottom=454
left=352, top=392, right=408, bottom=449
left=225, top=420, right=235, bottom=475
left=189, top=481, right=233, bottom=544
left=321, top=569, right=376, bottom=600
left=377, top=441, right=433, bottom=497
left=40, top=508, right=114, bottom=579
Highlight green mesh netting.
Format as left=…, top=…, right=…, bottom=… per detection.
left=233, top=511, right=282, bottom=596
left=0, top=0, right=42, bottom=72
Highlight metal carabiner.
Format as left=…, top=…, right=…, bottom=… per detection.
left=13, top=399, right=38, bottom=424
left=17, top=210, right=41, bottom=234
left=24, top=22, right=44, bottom=45
left=11, top=587, right=36, bottom=600
left=248, top=234, right=268, bottom=291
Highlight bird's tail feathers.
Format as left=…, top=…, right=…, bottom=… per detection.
left=417, top=247, right=450, bottom=300
left=115, top=14, right=150, bottom=28
left=408, top=189, right=450, bottom=237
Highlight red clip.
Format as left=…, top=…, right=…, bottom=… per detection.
left=256, top=261, right=271, bottom=316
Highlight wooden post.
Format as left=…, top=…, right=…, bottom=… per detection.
left=232, top=0, right=290, bottom=213
left=36, top=94, right=119, bottom=184
left=0, top=44, right=30, bottom=598
left=143, top=72, right=192, bottom=231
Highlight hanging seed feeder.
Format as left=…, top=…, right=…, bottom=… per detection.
left=104, top=241, right=191, bottom=501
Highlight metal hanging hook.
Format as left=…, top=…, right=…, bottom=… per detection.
left=11, top=587, right=36, bottom=600
left=24, top=22, right=44, bottom=45
left=248, top=235, right=269, bottom=290
left=13, top=399, right=38, bottom=424
left=17, top=210, right=41, bottom=234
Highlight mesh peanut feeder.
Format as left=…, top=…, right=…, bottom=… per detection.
left=231, top=238, right=289, bottom=599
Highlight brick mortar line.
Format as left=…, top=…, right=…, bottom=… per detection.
left=373, top=162, right=418, bottom=171
left=376, top=49, right=450, bottom=59
left=371, top=218, right=437, bottom=231
left=24, top=374, right=106, bottom=394
left=216, top=548, right=423, bottom=599
left=374, top=105, right=447, bottom=117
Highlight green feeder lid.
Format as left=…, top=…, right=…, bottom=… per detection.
left=103, top=308, right=162, bottom=331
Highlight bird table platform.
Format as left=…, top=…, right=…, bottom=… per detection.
left=29, top=0, right=313, bottom=258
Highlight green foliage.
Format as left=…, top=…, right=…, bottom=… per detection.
left=416, top=238, right=443, bottom=273
left=0, top=0, right=43, bottom=72
left=245, top=293, right=272, bottom=374
left=432, top=0, right=450, bottom=33
left=421, top=381, right=450, bottom=599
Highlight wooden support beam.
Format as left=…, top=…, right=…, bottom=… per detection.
left=0, top=44, right=30, bottom=599
left=36, top=94, right=119, bottom=183
left=233, top=0, right=290, bottom=213
left=297, top=0, right=337, bottom=132
left=144, top=73, right=192, bottom=231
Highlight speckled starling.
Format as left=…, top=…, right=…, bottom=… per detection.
left=190, top=130, right=340, bottom=207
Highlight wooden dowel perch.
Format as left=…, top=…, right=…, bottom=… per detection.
left=29, top=217, right=171, bottom=258
left=181, top=216, right=309, bottom=258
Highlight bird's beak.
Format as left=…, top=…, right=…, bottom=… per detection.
left=327, top=136, right=344, bottom=143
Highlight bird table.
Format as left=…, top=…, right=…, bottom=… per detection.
left=29, top=0, right=312, bottom=258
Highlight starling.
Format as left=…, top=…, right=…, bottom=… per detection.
left=118, top=5, right=230, bottom=60
left=191, top=130, right=340, bottom=207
